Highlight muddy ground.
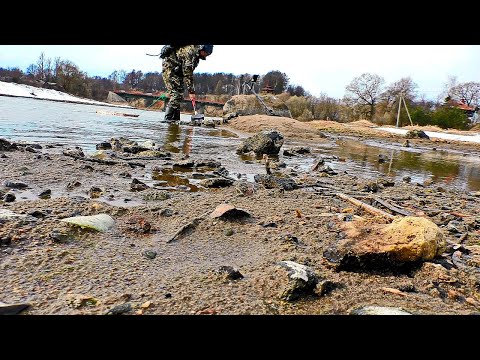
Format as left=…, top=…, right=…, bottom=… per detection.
left=1, top=115, right=480, bottom=315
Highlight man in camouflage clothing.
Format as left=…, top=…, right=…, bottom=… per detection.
left=161, top=45, right=214, bottom=122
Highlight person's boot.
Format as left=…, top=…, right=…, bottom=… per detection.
left=174, top=108, right=181, bottom=121
left=164, top=106, right=177, bottom=122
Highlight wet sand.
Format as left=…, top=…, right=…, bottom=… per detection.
left=1, top=116, right=480, bottom=315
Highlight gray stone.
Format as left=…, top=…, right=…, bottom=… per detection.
left=3, top=193, right=16, bottom=202
left=3, top=181, right=28, bottom=189
left=96, top=142, right=112, bottom=150
left=236, top=129, right=284, bottom=156
left=143, top=250, right=157, bottom=259
left=405, top=130, right=429, bottom=139
left=0, top=301, right=30, bottom=315
left=199, top=178, right=234, bottom=188
left=106, top=303, right=132, bottom=315
left=50, top=230, right=70, bottom=243
left=218, top=265, right=243, bottom=280
left=254, top=174, right=297, bottom=191
left=130, top=178, right=149, bottom=192
left=63, top=147, right=85, bottom=158
left=277, top=261, right=319, bottom=301
left=0, top=138, right=15, bottom=151
left=38, top=189, right=52, bottom=199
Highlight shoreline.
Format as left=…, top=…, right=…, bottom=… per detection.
left=1, top=118, right=480, bottom=315
left=0, top=93, right=135, bottom=109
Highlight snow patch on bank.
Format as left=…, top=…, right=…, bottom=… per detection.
left=376, top=126, right=480, bottom=144
left=0, top=81, right=132, bottom=108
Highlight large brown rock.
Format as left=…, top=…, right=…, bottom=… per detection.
left=236, top=129, right=284, bottom=156
left=324, top=216, right=446, bottom=271
left=376, top=216, right=446, bottom=261
left=223, top=94, right=291, bottom=118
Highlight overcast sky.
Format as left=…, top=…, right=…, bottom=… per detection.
left=1, top=45, right=479, bottom=100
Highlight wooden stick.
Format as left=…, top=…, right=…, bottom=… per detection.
left=372, top=196, right=412, bottom=216
left=167, top=210, right=210, bottom=243
left=335, top=193, right=396, bottom=221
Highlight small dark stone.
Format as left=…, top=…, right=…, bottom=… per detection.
left=88, top=187, right=103, bottom=198
left=25, top=146, right=37, bottom=153
left=66, top=181, right=81, bottom=190
left=0, top=236, right=12, bottom=246
left=130, top=178, right=149, bottom=192
left=4, top=193, right=16, bottom=202
left=119, top=171, right=132, bottom=178
left=28, top=210, right=46, bottom=218
left=0, top=302, right=30, bottom=315
left=96, top=142, right=112, bottom=150
left=260, top=222, right=277, bottom=228
left=213, top=167, right=230, bottom=178
left=317, top=280, right=336, bottom=296
left=218, top=265, right=244, bottom=280
left=159, top=208, right=174, bottom=217
left=106, top=303, right=132, bottom=315
left=143, top=250, right=157, bottom=259
left=224, top=228, right=234, bottom=236
left=3, top=181, right=28, bottom=189
left=398, top=284, right=417, bottom=293
left=50, top=230, right=70, bottom=243
left=0, top=138, right=14, bottom=151
left=280, top=234, right=299, bottom=244
left=0, top=154, right=7, bottom=158
left=26, top=143, right=42, bottom=149
left=38, top=189, right=52, bottom=199
left=165, top=293, right=172, bottom=298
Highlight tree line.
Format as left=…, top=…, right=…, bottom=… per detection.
left=1, top=52, right=479, bottom=129
left=0, top=52, right=296, bottom=101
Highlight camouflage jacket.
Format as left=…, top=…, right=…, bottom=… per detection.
left=165, top=45, right=202, bottom=94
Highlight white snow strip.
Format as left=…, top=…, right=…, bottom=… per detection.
left=0, top=81, right=131, bottom=108
left=376, top=127, right=480, bottom=144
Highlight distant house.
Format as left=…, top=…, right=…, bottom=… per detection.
left=261, top=84, right=275, bottom=94
left=444, top=97, right=476, bottom=120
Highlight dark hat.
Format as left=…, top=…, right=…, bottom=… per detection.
left=199, top=45, right=214, bottom=59
left=200, top=45, right=213, bottom=54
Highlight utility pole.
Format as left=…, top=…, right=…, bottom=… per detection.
left=395, top=93, right=414, bottom=128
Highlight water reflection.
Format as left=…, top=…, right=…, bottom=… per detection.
left=160, top=123, right=195, bottom=156
left=328, top=139, right=480, bottom=191
left=162, top=123, right=182, bottom=153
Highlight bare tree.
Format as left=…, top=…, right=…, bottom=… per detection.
left=313, top=92, right=341, bottom=120
left=438, top=75, right=458, bottom=102
left=344, top=73, right=385, bottom=120
left=383, top=77, right=417, bottom=102
left=35, top=52, right=49, bottom=82
left=124, top=70, right=143, bottom=89
left=378, top=77, right=418, bottom=122
left=449, top=82, right=480, bottom=107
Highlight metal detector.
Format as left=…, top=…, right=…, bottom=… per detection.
left=242, top=75, right=276, bottom=116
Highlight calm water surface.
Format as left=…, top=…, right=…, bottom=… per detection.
left=2, top=96, right=480, bottom=191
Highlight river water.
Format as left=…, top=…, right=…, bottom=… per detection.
left=2, top=96, right=480, bottom=192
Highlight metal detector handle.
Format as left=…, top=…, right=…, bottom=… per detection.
left=191, top=98, right=197, bottom=114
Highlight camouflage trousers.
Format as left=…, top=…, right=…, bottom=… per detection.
left=162, top=65, right=184, bottom=109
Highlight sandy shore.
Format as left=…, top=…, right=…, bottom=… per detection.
left=1, top=116, right=480, bottom=315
